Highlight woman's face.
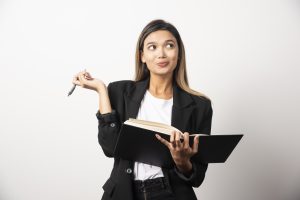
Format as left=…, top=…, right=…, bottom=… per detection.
left=141, top=30, right=179, bottom=78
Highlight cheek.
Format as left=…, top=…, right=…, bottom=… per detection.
left=168, top=48, right=178, bottom=57
left=145, top=54, right=156, bottom=63
left=169, top=51, right=178, bottom=62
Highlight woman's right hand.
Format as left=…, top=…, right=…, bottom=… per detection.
left=72, top=70, right=105, bottom=93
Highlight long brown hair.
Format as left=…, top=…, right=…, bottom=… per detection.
left=134, top=19, right=208, bottom=98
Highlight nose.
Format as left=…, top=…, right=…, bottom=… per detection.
left=157, top=46, right=167, bottom=58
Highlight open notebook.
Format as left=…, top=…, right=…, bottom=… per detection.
left=113, top=118, right=243, bottom=168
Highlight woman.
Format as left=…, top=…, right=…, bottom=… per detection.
left=73, top=19, right=213, bottom=200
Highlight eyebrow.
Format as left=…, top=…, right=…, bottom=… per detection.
left=146, top=39, right=175, bottom=46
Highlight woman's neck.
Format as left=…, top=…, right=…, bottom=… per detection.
left=148, top=75, right=173, bottom=99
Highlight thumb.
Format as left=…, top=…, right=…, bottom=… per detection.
left=72, top=76, right=81, bottom=86
left=192, top=135, right=199, bottom=154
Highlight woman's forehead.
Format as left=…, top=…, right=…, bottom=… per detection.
left=144, top=30, right=177, bottom=44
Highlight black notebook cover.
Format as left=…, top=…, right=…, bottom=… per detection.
left=113, top=124, right=243, bottom=168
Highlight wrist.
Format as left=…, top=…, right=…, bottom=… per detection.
left=176, top=160, right=193, bottom=175
left=96, top=82, right=106, bottom=93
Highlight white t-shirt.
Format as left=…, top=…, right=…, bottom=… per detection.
left=133, top=90, right=173, bottom=181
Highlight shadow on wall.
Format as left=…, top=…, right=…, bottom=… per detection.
left=290, top=183, right=300, bottom=200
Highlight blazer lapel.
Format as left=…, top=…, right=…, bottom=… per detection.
left=124, top=79, right=149, bottom=120
left=171, top=84, right=195, bottom=132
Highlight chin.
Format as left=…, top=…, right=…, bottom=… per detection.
left=151, top=70, right=174, bottom=77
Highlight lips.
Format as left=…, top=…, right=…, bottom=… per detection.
left=157, top=62, right=169, bottom=67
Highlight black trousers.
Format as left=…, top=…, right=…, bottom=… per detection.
left=133, top=177, right=175, bottom=200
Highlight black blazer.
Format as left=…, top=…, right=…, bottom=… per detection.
left=96, top=78, right=213, bottom=200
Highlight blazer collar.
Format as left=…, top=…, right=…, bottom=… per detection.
left=126, top=78, right=194, bottom=109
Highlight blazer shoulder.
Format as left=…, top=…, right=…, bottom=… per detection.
left=190, top=93, right=212, bottom=111
left=107, top=80, right=135, bottom=93
left=190, top=92, right=211, bottom=104
left=108, top=80, right=135, bottom=87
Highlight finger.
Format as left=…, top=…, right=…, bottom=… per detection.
left=78, top=73, right=87, bottom=82
left=183, top=132, right=190, bottom=149
left=78, top=74, right=87, bottom=88
left=192, top=135, right=199, bottom=154
left=156, top=134, right=171, bottom=148
left=85, top=72, right=93, bottom=80
left=81, top=70, right=94, bottom=81
left=72, top=71, right=86, bottom=85
left=175, top=131, right=181, bottom=148
left=77, top=74, right=83, bottom=83
left=72, top=79, right=81, bottom=86
left=72, top=75, right=81, bottom=86
left=79, top=70, right=87, bottom=76
left=86, top=71, right=91, bottom=76
left=170, top=131, right=176, bottom=148
left=82, top=70, right=91, bottom=80
left=83, top=70, right=89, bottom=78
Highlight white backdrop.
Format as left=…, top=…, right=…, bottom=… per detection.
left=1, top=0, right=300, bottom=200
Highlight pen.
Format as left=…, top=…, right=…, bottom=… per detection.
left=68, top=84, right=76, bottom=96
left=68, top=69, right=91, bottom=96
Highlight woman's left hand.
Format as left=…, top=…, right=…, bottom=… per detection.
left=155, top=131, right=199, bottom=175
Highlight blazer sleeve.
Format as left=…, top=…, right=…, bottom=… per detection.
left=96, top=83, right=122, bottom=158
left=174, top=99, right=213, bottom=187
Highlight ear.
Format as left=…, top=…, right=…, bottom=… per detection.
left=141, top=51, right=146, bottom=63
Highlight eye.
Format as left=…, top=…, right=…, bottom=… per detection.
left=166, top=43, right=174, bottom=49
left=148, top=45, right=156, bottom=50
